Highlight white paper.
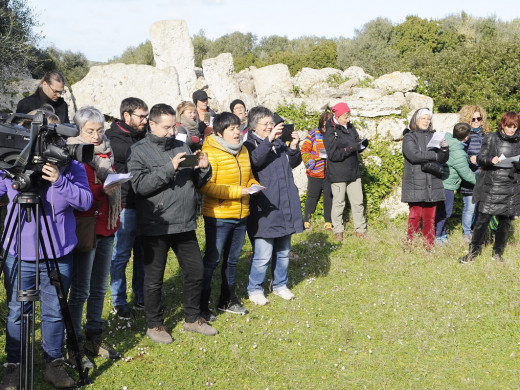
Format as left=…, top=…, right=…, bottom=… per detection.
left=426, top=132, right=446, bottom=149
left=319, top=149, right=327, bottom=159
left=104, top=173, right=132, bottom=188
left=246, top=184, right=265, bottom=195
left=496, top=154, right=520, bottom=168
left=176, top=133, right=187, bottom=143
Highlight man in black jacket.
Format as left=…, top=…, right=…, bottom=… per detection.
left=128, top=103, right=217, bottom=343
left=106, top=97, right=148, bottom=320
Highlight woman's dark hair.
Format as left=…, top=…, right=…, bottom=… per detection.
left=37, top=70, right=65, bottom=93
left=319, top=111, right=333, bottom=130
left=213, top=112, right=241, bottom=136
left=498, top=112, right=520, bottom=131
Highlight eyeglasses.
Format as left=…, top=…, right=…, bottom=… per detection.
left=83, top=129, right=105, bottom=136
left=472, top=117, right=483, bottom=122
left=258, top=121, right=274, bottom=127
left=48, top=84, right=65, bottom=96
left=132, top=113, right=149, bottom=121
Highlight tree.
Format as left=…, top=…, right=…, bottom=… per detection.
left=46, top=46, right=90, bottom=85
left=109, top=40, right=154, bottom=66
left=193, top=29, right=210, bottom=67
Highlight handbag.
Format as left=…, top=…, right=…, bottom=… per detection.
left=421, top=161, right=444, bottom=178
left=74, top=215, right=97, bottom=253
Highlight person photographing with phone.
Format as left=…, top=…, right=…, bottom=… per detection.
left=127, top=103, right=218, bottom=344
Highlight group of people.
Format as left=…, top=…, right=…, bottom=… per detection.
left=401, top=105, right=520, bottom=263
left=2, top=69, right=519, bottom=390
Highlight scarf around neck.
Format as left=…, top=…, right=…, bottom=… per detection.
left=181, top=115, right=198, bottom=132
left=214, top=134, right=244, bottom=155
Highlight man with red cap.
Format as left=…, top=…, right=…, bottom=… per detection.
left=323, top=102, right=367, bottom=241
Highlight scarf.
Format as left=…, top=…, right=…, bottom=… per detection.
left=67, top=134, right=121, bottom=230
left=180, top=115, right=198, bottom=133
left=214, top=134, right=244, bottom=156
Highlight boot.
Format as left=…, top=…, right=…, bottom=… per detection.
left=44, top=359, right=75, bottom=389
left=200, top=288, right=216, bottom=322
left=65, top=338, right=94, bottom=371
left=458, top=244, right=480, bottom=264
left=84, top=331, right=122, bottom=360
left=0, top=363, right=19, bottom=390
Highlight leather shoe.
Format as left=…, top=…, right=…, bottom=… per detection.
left=333, top=232, right=343, bottom=241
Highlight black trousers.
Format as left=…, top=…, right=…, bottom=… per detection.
left=303, top=176, right=332, bottom=223
left=142, top=230, right=203, bottom=327
left=470, top=213, right=512, bottom=256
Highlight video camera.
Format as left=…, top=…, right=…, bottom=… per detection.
left=0, top=111, right=93, bottom=192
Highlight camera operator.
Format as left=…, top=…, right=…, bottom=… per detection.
left=0, top=158, right=93, bottom=388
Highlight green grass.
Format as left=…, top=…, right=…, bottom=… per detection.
left=2, top=216, right=520, bottom=389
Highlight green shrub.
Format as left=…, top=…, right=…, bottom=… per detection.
left=276, top=103, right=321, bottom=131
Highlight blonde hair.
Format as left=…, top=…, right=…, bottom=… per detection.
left=176, top=101, right=196, bottom=119
left=459, top=105, right=490, bottom=134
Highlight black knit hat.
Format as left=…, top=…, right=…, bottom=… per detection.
left=273, top=112, right=285, bottom=126
left=192, top=90, right=210, bottom=104
left=230, top=99, right=246, bottom=112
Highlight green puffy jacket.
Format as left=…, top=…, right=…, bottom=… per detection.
left=442, top=133, right=476, bottom=191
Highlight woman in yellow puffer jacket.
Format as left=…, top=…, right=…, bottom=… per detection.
left=199, top=112, right=260, bottom=319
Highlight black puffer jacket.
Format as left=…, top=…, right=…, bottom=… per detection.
left=401, top=128, right=449, bottom=203
left=16, top=87, right=70, bottom=123
left=473, top=130, right=520, bottom=216
left=105, top=121, right=146, bottom=208
left=323, top=118, right=361, bottom=183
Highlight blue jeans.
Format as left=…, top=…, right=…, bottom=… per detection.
left=3, top=253, right=72, bottom=363
left=110, top=208, right=144, bottom=307
left=462, top=195, right=476, bottom=236
left=202, top=217, right=247, bottom=290
left=247, top=234, right=292, bottom=294
left=68, top=235, right=114, bottom=338
left=435, top=189, right=454, bottom=237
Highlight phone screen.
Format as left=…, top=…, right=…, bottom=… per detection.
left=178, top=154, right=198, bottom=168
left=281, top=124, right=294, bottom=143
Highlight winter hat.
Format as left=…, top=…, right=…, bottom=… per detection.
left=332, top=102, right=350, bottom=118
left=273, top=112, right=285, bottom=126
left=192, top=90, right=210, bottom=105
left=230, top=99, right=246, bottom=112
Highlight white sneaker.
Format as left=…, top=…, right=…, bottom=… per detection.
left=249, top=292, right=269, bottom=306
left=273, top=288, right=295, bottom=300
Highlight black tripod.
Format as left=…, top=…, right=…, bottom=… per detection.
left=0, top=191, right=91, bottom=389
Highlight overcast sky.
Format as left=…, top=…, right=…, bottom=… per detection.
left=24, top=0, right=520, bottom=62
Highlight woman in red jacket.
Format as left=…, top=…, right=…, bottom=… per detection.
left=67, top=106, right=122, bottom=369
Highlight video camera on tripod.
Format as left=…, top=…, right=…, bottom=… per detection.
left=0, top=111, right=94, bottom=189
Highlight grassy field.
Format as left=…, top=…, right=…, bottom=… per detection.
left=1, top=216, right=520, bottom=389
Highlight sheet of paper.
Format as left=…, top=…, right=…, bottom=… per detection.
left=175, top=133, right=187, bottom=143
left=426, top=132, right=446, bottom=149
left=496, top=154, right=520, bottom=168
left=247, top=184, right=265, bottom=195
left=104, top=173, right=132, bottom=187
left=319, top=149, right=327, bottom=159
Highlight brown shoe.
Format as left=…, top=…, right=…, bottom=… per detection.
left=355, top=232, right=367, bottom=239
left=183, top=317, right=218, bottom=336
left=333, top=232, right=343, bottom=241
left=44, top=359, right=75, bottom=389
left=146, top=325, right=173, bottom=344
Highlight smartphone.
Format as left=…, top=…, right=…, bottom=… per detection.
left=203, top=112, right=211, bottom=124
left=178, top=154, right=199, bottom=168
left=281, top=124, right=294, bottom=143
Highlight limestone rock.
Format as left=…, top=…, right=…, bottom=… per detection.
left=377, top=118, right=408, bottom=141
left=405, top=92, right=433, bottom=112
left=432, top=113, right=459, bottom=134
left=202, top=53, right=241, bottom=112
left=71, top=64, right=181, bottom=119
left=252, top=64, right=293, bottom=108
left=374, top=71, right=418, bottom=93
left=235, top=68, right=256, bottom=96
left=343, top=66, right=372, bottom=81
left=0, top=78, right=39, bottom=114
left=351, top=88, right=383, bottom=99
left=381, top=186, right=409, bottom=219
left=150, top=20, right=196, bottom=100
left=330, top=92, right=406, bottom=118
left=293, top=67, right=342, bottom=94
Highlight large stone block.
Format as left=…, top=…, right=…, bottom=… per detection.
left=293, top=67, right=342, bottom=94
left=252, top=64, right=293, bottom=107
left=150, top=20, right=196, bottom=100
left=377, top=118, right=408, bottom=141
left=202, top=53, right=241, bottom=112
left=405, top=92, right=433, bottom=112
left=374, top=71, right=418, bottom=93
left=71, top=64, right=181, bottom=119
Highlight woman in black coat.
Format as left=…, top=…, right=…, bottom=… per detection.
left=401, top=108, right=449, bottom=248
left=459, top=112, right=520, bottom=263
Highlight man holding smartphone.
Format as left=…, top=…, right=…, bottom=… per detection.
left=127, top=103, right=217, bottom=343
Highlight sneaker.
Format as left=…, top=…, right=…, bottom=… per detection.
left=200, top=309, right=217, bottom=322
left=434, top=236, right=448, bottom=245
left=218, top=303, right=249, bottom=315
left=458, top=253, right=474, bottom=264
left=113, top=304, right=132, bottom=320
left=44, top=358, right=75, bottom=389
left=492, top=253, right=506, bottom=262
left=84, top=334, right=122, bottom=360
left=0, top=363, right=20, bottom=390
left=273, top=288, right=295, bottom=300
left=333, top=232, right=343, bottom=242
left=65, top=349, right=94, bottom=370
left=134, top=301, right=145, bottom=311
left=146, top=325, right=173, bottom=344
left=183, top=318, right=218, bottom=336
left=249, top=292, right=269, bottom=306
left=304, top=221, right=311, bottom=230
left=324, top=222, right=333, bottom=231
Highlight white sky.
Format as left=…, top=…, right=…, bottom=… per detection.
left=24, top=0, right=519, bottom=62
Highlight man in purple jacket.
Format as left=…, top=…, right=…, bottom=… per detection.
left=0, top=161, right=92, bottom=389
